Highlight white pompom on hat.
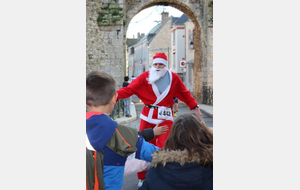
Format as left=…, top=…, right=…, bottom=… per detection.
left=153, top=53, right=168, bottom=66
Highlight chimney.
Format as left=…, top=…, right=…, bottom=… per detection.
left=141, top=33, right=145, bottom=38
left=137, top=32, right=141, bottom=38
left=161, top=12, right=169, bottom=25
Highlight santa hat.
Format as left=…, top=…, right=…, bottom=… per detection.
left=153, top=53, right=168, bottom=66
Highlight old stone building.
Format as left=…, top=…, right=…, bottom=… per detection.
left=86, top=0, right=213, bottom=104
left=170, top=14, right=189, bottom=82
left=128, top=12, right=179, bottom=77
left=129, top=24, right=161, bottom=78
left=148, top=12, right=175, bottom=69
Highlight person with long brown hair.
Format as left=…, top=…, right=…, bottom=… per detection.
left=139, top=113, right=213, bottom=190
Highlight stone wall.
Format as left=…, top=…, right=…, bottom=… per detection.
left=86, top=0, right=126, bottom=89
left=204, top=26, right=213, bottom=87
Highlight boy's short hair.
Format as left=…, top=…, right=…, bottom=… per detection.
left=124, top=76, right=129, bottom=82
left=86, top=71, right=116, bottom=107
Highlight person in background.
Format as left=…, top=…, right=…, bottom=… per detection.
left=116, top=52, right=202, bottom=187
left=173, top=97, right=179, bottom=117
left=122, top=76, right=131, bottom=117
left=139, top=113, right=213, bottom=190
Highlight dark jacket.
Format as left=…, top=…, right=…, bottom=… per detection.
left=123, top=81, right=130, bottom=87
left=138, top=128, right=154, bottom=142
left=139, top=149, right=213, bottom=190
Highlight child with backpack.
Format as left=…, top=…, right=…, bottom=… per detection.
left=86, top=71, right=164, bottom=190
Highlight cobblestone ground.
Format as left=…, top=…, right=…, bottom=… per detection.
left=122, top=102, right=213, bottom=190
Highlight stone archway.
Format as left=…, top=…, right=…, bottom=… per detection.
left=86, top=0, right=213, bottom=103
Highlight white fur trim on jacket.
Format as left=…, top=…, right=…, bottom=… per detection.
left=141, top=70, right=173, bottom=124
left=140, top=113, right=173, bottom=124
left=151, top=70, right=172, bottom=103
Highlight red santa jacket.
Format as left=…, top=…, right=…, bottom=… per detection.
left=117, top=71, right=198, bottom=124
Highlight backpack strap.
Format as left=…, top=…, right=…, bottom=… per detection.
left=93, top=151, right=99, bottom=190
left=86, top=148, right=100, bottom=190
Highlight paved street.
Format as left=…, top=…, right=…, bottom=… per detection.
left=122, top=102, right=213, bottom=190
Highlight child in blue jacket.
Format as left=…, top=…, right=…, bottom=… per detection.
left=86, top=71, right=163, bottom=190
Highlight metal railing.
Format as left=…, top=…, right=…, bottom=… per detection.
left=203, top=85, right=213, bottom=106
left=109, top=99, right=125, bottom=120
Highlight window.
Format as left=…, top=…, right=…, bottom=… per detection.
left=172, top=30, right=176, bottom=43
left=173, top=53, right=176, bottom=70
left=130, top=47, right=134, bottom=55
left=188, top=64, right=192, bottom=84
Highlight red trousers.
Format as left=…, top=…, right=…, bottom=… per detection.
left=137, top=119, right=173, bottom=180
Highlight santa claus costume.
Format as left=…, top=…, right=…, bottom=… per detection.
left=117, top=52, right=200, bottom=182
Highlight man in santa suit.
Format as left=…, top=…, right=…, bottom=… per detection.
left=117, top=52, right=202, bottom=186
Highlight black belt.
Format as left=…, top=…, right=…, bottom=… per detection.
left=145, top=105, right=159, bottom=109
left=145, top=105, right=172, bottom=109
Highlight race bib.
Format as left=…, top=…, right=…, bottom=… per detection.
left=157, top=107, right=173, bottom=120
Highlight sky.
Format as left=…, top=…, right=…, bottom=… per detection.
left=126, top=6, right=184, bottom=39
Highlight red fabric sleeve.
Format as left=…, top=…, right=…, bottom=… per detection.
left=173, top=73, right=198, bottom=110
left=117, top=73, right=145, bottom=101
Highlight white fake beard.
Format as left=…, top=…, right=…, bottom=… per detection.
left=148, top=66, right=168, bottom=84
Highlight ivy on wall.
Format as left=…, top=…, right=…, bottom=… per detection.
left=97, top=1, right=124, bottom=25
